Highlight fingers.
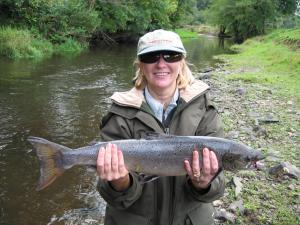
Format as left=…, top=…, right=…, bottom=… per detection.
left=104, top=143, right=112, bottom=176
left=210, top=150, right=219, bottom=174
left=202, top=148, right=211, bottom=175
left=96, top=143, right=128, bottom=181
left=110, top=144, right=119, bottom=180
left=184, top=159, right=193, bottom=178
left=184, top=147, right=219, bottom=189
left=118, top=149, right=128, bottom=176
left=192, top=151, right=201, bottom=177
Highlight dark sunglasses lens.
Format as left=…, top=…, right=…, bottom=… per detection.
left=163, top=52, right=183, bottom=63
left=139, top=51, right=183, bottom=64
left=139, top=52, right=160, bottom=63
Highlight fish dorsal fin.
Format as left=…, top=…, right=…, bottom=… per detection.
left=143, top=132, right=176, bottom=140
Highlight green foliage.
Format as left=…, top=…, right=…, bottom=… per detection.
left=205, top=0, right=299, bottom=43
left=94, top=0, right=185, bottom=33
left=0, top=26, right=53, bottom=59
left=174, top=28, right=199, bottom=38
left=216, top=29, right=300, bottom=103
left=0, top=0, right=100, bottom=44
left=276, top=0, right=298, bottom=14
left=54, top=38, right=86, bottom=56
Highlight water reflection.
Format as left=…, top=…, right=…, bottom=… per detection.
left=0, top=35, right=232, bottom=225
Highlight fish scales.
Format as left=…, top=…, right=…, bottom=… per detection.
left=28, top=135, right=264, bottom=190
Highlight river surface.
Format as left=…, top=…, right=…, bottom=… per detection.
left=0, top=35, right=232, bottom=225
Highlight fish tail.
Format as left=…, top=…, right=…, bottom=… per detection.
left=27, top=136, right=70, bottom=191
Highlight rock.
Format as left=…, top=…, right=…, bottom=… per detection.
left=194, top=72, right=212, bottom=80
left=248, top=111, right=260, bottom=118
left=253, top=125, right=267, bottom=137
left=255, top=161, right=266, bottom=170
left=236, top=88, right=247, bottom=95
left=199, top=73, right=212, bottom=80
left=226, top=130, right=240, bottom=139
left=213, top=200, right=223, bottom=207
left=232, top=176, right=243, bottom=197
left=269, top=162, right=300, bottom=179
left=257, top=114, right=279, bottom=124
left=229, top=199, right=245, bottom=215
left=287, top=184, right=296, bottom=190
left=199, top=67, right=214, bottom=73
left=214, top=209, right=236, bottom=224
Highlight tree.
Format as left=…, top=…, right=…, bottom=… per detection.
left=206, top=0, right=299, bottom=43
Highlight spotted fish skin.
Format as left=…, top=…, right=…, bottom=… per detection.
left=28, top=135, right=264, bottom=190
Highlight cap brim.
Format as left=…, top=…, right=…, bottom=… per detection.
left=138, top=45, right=186, bottom=56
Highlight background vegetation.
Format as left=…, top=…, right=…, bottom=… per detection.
left=217, top=28, right=300, bottom=103
left=0, top=0, right=299, bottom=59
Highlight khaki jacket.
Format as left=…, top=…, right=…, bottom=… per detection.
left=98, top=80, right=225, bottom=225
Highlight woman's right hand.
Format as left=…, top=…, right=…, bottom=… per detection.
left=97, top=143, right=130, bottom=191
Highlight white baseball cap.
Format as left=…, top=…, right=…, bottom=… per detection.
left=137, top=29, right=187, bottom=56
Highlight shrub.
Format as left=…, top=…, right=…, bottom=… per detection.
left=0, top=26, right=53, bottom=59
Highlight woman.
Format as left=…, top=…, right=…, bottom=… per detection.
left=97, top=29, right=225, bottom=225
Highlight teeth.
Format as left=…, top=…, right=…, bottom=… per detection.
left=155, top=72, right=168, bottom=76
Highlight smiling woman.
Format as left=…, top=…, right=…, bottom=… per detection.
left=96, top=29, right=226, bottom=225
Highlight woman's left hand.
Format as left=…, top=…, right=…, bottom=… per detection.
left=184, top=147, right=219, bottom=190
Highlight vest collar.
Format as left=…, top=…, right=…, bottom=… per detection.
left=110, top=79, right=209, bottom=108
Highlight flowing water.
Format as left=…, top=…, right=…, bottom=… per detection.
left=0, top=35, right=232, bottom=225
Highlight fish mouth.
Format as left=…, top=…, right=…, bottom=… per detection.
left=246, top=161, right=258, bottom=169
left=246, top=151, right=265, bottom=169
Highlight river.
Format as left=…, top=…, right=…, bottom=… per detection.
left=0, top=35, right=232, bottom=225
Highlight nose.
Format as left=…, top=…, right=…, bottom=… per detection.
left=156, top=55, right=167, bottom=67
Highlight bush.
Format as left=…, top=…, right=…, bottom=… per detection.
left=54, top=38, right=86, bottom=56
left=0, top=26, right=53, bottom=59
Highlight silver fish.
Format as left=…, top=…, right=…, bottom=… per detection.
left=28, top=134, right=264, bottom=191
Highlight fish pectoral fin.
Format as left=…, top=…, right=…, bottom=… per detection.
left=138, top=173, right=159, bottom=183
left=143, top=131, right=175, bottom=140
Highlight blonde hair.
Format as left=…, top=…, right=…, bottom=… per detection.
left=133, top=58, right=195, bottom=90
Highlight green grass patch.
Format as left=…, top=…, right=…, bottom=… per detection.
left=216, top=29, right=300, bottom=104
left=174, top=28, right=199, bottom=38
left=0, top=26, right=87, bottom=60
left=0, top=26, right=53, bottom=59
left=54, top=38, right=87, bottom=56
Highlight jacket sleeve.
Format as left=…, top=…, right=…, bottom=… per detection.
left=185, top=93, right=225, bottom=202
left=97, top=112, right=144, bottom=210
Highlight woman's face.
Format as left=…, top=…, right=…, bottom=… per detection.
left=140, top=52, right=182, bottom=93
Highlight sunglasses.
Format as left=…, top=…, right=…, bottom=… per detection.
left=139, top=51, right=183, bottom=64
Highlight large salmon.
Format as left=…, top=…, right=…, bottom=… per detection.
left=28, top=134, right=264, bottom=190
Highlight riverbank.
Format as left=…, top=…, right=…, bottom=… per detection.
left=0, top=26, right=86, bottom=59
left=215, top=28, right=300, bottom=104
left=0, top=26, right=199, bottom=60
left=194, top=28, right=299, bottom=224
left=200, top=68, right=299, bottom=225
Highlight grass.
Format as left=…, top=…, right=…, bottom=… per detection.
left=0, top=26, right=53, bottom=59
left=54, top=38, right=86, bottom=56
left=211, top=31, right=300, bottom=223
left=174, top=28, right=199, bottom=38
left=0, top=26, right=87, bottom=60
left=216, top=28, right=300, bottom=104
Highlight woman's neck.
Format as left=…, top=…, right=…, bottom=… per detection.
left=147, top=85, right=177, bottom=109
